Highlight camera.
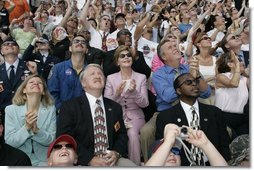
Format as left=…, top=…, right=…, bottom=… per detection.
left=178, top=127, right=188, bottom=140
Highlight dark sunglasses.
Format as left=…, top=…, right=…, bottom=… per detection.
left=199, top=36, right=211, bottom=42
left=228, top=35, right=239, bottom=41
left=2, top=41, right=18, bottom=47
left=73, top=39, right=87, bottom=45
left=171, top=147, right=181, bottom=155
left=53, top=143, right=74, bottom=150
left=178, top=78, right=200, bottom=88
left=119, top=53, right=132, bottom=59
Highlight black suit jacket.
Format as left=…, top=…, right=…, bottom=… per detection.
left=103, top=49, right=151, bottom=79
left=22, top=44, right=61, bottom=81
left=0, top=59, right=30, bottom=111
left=156, top=102, right=231, bottom=166
left=56, top=94, right=128, bottom=166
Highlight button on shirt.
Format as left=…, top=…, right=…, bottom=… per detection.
left=86, top=92, right=109, bottom=143
left=180, top=100, right=200, bottom=126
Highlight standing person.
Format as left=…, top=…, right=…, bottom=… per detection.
left=155, top=73, right=231, bottom=166
left=0, top=116, right=32, bottom=166
left=104, top=45, right=149, bottom=165
left=56, top=64, right=136, bottom=166
left=4, top=0, right=30, bottom=23
left=48, top=35, right=89, bottom=111
left=4, top=74, right=56, bottom=166
left=0, top=38, right=37, bottom=125
left=103, top=29, right=151, bottom=79
left=193, top=32, right=217, bottom=105
left=215, top=51, right=249, bottom=138
left=47, top=134, right=78, bottom=166
left=22, top=35, right=61, bottom=81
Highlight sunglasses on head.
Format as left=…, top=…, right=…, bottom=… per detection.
left=73, top=39, right=86, bottom=45
left=171, top=147, right=181, bottom=155
left=178, top=78, right=200, bottom=88
left=119, top=53, right=132, bottom=59
left=53, top=143, right=74, bottom=150
left=2, top=41, right=18, bottom=47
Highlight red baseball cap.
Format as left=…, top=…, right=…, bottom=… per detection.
left=47, top=134, right=77, bottom=158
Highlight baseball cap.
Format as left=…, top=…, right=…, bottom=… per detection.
left=228, top=134, right=249, bottom=166
left=117, top=29, right=132, bottom=38
left=47, top=134, right=77, bottom=158
left=148, top=138, right=182, bottom=158
left=1, top=37, right=19, bottom=47
left=36, top=34, right=49, bottom=43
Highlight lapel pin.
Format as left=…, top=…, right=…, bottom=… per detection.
left=177, top=118, right=181, bottom=122
left=204, top=118, right=208, bottom=122
left=108, top=108, right=112, bottom=111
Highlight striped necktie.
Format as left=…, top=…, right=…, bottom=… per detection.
left=94, top=99, right=108, bottom=157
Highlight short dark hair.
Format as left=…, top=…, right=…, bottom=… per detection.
left=173, top=73, right=189, bottom=91
left=69, top=34, right=89, bottom=47
left=216, top=52, right=231, bottom=73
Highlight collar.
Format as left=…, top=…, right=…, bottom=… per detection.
left=180, top=100, right=199, bottom=113
left=85, top=92, right=103, bottom=106
left=5, top=58, right=19, bottom=70
left=40, top=51, right=49, bottom=57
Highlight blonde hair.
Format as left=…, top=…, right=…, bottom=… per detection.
left=12, top=74, right=54, bottom=106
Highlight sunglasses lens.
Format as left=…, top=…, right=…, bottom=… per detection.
left=171, top=147, right=180, bottom=155
left=53, top=144, right=62, bottom=150
left=65, top=144, right=73, bottom=149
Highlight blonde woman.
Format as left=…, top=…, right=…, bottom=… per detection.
left=4, top=74, right=56, bottom=166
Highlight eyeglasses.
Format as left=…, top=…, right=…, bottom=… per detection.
left=73, top=39, right=87, bottom=45
left=119, top=53, right=132, bottom=59
left=53, top=143, right=74, bottom=150
left=228, top=35, right=239, bottom=41
left=178, top=78, right=200, bottom=88
left=170, top=10, right=177, bottom=13
left=199, top=36, right=211, bottom=42
left=2, top=41, right=18, bottom=47
left=171, top=147, right=181, bottom=155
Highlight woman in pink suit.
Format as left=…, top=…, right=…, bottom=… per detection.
left=104, top=45, right=149, bottom=165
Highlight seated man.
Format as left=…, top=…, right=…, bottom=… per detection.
left=56, top=64, right=136, bottom=166
left=47, top=134, right=78, bottom=166
left=156, top=73, right=231, bottom=166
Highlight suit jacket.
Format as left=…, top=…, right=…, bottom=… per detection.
left=103, top=50, right=151, bottom=79
left=0, top=59, right=30, bottom=111
left=56, top=94, right=128, bottom=166
left=156, top=102, right=231, bottom=166
left=4, top=104, right=56, bottom=165
left=104, top=70, right=149, bottom=120
left=22, top=44, right=61, bottom=81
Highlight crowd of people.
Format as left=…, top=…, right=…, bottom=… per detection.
left=0, top=0, right=250, bottom=167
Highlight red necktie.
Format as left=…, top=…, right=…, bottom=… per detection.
left=102, top=32, right=108, bottom=52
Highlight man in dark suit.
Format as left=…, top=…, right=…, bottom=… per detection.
left=56, top=64, right=136, bottom=166
left=103, top=29, right=151, bottom=79
left=156, top=73, right=231, bottom=166
left=0, top=37, right=37, bottom=125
